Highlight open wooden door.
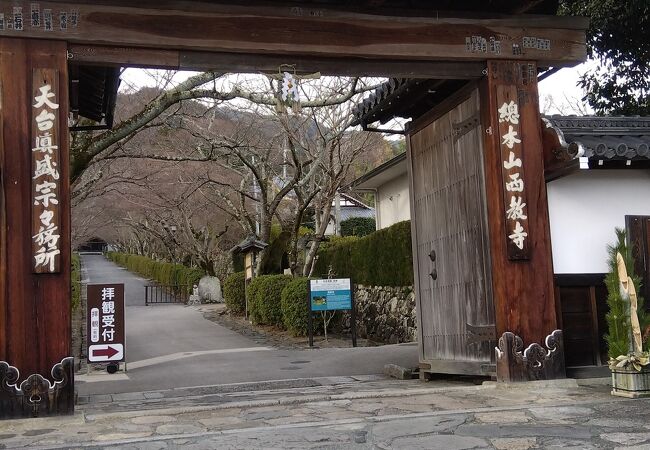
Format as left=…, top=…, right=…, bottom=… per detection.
left=407, top=86, right=495, bottom=376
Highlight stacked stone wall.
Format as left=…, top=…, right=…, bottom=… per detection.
left=343, top=285, right=416, bottom=344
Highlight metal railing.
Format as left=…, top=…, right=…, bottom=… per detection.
left=144, top=285, right=189, bottom=305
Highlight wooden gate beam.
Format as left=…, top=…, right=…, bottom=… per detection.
left=480, top=60, right=565, bottom=382
left=67, top=44, right=489, bottom=78
left=0, top=2, right=587, bottom=67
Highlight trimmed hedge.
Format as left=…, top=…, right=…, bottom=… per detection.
left=223, top=271, right=246, bottom=315
left=281, top=277, right=310, bottom=336
left=248, top=274, right=292, bottom=326
left=106, top=252, right=205, bottom=293
left=314, top=220, right=413, bottom=286
left=71, top=253, right=81, bottom=312
left=341, top=217, right=376, bottom=237
left=247, top=276, right=262, bottom=322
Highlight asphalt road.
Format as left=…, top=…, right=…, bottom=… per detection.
left=77, top=254, right=418, bottom=396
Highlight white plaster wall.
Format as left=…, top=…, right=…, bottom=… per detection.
left=547, top=169, right=650, bottom=274
left=376, top=175, right=411, bottom=229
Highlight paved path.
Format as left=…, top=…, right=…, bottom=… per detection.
left=4, top=378, right=648, bottom=449
left=77, top=255, right=418, bottom=396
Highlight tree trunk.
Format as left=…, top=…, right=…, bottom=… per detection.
left=303, top=200, right=333, bottom=277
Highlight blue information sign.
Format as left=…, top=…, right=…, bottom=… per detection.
left=309, top=278, right=352, bottom=311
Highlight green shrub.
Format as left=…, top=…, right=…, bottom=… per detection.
left=247, top=275, right=263, bottom=323
left=105, top=252, right=205, bottom=294
left=341, top=217, right=376, bottom=237
left=281, top=277, right=310, bottom=336
left=71, top=253, right=81, bottom=312
left=249, top=274, right=292, bottom=326
left=223, top=271, right=246, bottom=315
left=314, top=220, right=413, bottom=286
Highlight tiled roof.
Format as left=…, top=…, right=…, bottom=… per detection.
left=351, top=78, right=411, bottom=125
left=350, top=78, right=469, bottom=127
left=230, top=236, right=268, bottom=254
left=340, top=207, right=375, bottom=222
left=544, top=116, right=650, bottom=161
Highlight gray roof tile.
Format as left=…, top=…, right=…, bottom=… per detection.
left=544, top=115, right=650, bottom=161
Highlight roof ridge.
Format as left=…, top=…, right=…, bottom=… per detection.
left=545, top=115, right=650, bottom=129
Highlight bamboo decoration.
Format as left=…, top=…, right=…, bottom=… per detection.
left=617, top=252, right=644, bottom=354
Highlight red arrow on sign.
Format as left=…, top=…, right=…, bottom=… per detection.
left=92, top=346, right=119, bottom=359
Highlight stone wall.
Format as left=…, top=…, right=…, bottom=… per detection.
left=343, top=285, right=416, bottom=344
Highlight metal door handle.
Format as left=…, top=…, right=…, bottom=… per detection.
left=429, top=249, right=437, bottom=280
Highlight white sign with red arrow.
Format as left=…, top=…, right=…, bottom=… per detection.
left=88, top=344, right=124, bottom=362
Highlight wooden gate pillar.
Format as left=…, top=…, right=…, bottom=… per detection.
left=0, top=37, right=73, bottom=418
left=480, top=60, right=565, bottom=382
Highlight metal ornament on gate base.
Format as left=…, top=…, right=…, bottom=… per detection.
left=495, top=330, right=565, bottom=382
left=0, top=357, right=74, bottom=418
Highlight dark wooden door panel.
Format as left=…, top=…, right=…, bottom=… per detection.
left=626, top=216, right=650, bottom=310
left=555, top=276, right=607, bottom=367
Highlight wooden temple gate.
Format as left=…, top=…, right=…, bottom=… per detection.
left=0, top=1, right=587, bottom=417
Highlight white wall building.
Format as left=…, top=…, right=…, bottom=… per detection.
left=323, top=192, right=375, bottom=236
left=548, top=169, right=650, bottom=274
left=348, top=153, right=410, bottom=230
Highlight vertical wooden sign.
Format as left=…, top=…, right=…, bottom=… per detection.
left=31, top=68, right=61, bottom=273
left=496, top=83, right=530, bottom=260
left=1, top=38, right=72, bottom=418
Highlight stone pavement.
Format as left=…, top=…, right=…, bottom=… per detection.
left=3, top=377, right=650, bottom=449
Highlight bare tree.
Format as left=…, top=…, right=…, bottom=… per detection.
left=541, top=92, right=592, bottom=116
left=72, top=72, right=385, bottom=277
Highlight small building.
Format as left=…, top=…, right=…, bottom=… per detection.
left=77, top=237, right=109, bottom=253
left=324, top=192, right=375, bottom=236
left=348, top=153, right=409, bottom=230
left=231, top=236, right=269, bottom=281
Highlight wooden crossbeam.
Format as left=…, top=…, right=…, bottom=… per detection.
left=68, top=44, right=489, bottom=78
left=0, top=1, right=588, bottom=67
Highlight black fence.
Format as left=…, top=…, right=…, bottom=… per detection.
left=144, top=285, right=189, bottom=305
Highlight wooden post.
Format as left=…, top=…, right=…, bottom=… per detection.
left=0, top=37, right=73, bottom=418
left=480, top=60, right=565, bottom=382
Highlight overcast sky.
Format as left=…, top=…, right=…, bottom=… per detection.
left=120, top=61, right=595, bottom=118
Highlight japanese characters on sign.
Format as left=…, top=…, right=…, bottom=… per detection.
left=522, top=37, right=551, bottom=51
left=465, top=35, right=550, bottom=56
left=0, top=3, right=79, bottom=32
left=497, top=98, right=530, bottom=260
left=32, top=70, right=61, bottom=273
left=309, top=279, right=352, bottom=312
left=13, top=6, right=24, bottom=31
left=87, top=284, right=125, bottom=363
